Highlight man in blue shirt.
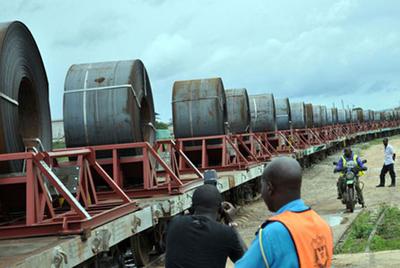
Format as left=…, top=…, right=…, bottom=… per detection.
left=235, top=157, right=333, bottom=268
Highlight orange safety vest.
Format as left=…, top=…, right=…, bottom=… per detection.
left=263, top=209, right=333, bottom=268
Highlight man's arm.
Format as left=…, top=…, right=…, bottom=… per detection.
left=334, top=158, right=343, bottom=172
left=356, top=156, right=364, bottom=168
left=227, top=227, right=246, bottom=262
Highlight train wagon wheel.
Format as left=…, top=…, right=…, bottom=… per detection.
left=130, top=232, right=154, bottom=266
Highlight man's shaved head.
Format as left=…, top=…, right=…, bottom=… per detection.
left=261, top=157, right=302, bottom=212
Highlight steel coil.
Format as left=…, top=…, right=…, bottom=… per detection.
left=64, top=59, right=155, bottom=147
left=320, top=106, right=328, bottom=126
left=225, top=88, right=250, bottom=134
left=312, top=105, right=322, bottom=127
left=337, top=109, right=346, bottom=124
left=172, top=78, right=227, bottom=138
left=331, top=108, right=338, bottom=124
left=275, top=98, right=291, bottom=130
left=305, top=103, right=313, bottom=128
left=249, top=94, right=276, bottom=132
left=374, top=111, right=381, bottom=121
left=290, top=102, right=306, bottom=129
left=0, top=21, right=51, bottom=172
left=352, top=108, right=363, bottom=123
left=326, top=108, right=333, bottom=125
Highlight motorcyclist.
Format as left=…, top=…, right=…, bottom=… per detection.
left=334, top=147, right=367, bottom=208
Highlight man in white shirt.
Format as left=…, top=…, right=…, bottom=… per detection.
left=377, top=138, right=396, bottom=187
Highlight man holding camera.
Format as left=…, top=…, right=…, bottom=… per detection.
left=165, top=184, right=246, bottom=268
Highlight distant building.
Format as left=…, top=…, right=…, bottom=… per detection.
left=52, top=120, right=64, bottom=142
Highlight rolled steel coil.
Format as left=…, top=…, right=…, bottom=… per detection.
left=0, top=21, right=51, bottom=172
left=225, top=88, right=250, bottom=134
left=290, top=102, right=306, bottom=129
left=337, top=109, right=346, bottom=124
left=172, top=78, right=227, bottom=138
left=249, top=94, right=276, bottom=132
left=305, top=103, right=313, bottom=128
left=275, top=98, right=291, bottom=130
left=331, top=108, right=338, bottom=124
left=352, top=108, right=363, bottom=123
left=374, top=111, right=381, bottom=121
left=363, top=110, right=370, bottom=122
left=326, top=108, right=333, bottom=125
left=369, top=110, right=374, bottom=121
left=320, top=106, right=328, bottom=126
left=64, top=59, right=155, bottom=147
left=313, top=105, right=322, bottom=127
left=345, top=109, right=352, bottom=123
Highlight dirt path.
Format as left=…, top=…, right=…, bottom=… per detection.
left=228, top=135, right=400, bottom=267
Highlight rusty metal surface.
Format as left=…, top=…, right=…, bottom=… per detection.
left=290, top=102, right=306, bottom=129
left=0, top=21, right=51, bottom=172
left=275, top=98, right=291, bottom=130
left=172, top=78, right=227, bottom=138
left=225, top=88, right=250, bottom=133
left=64, top=59, right=155, bottom=147
left=249, top=94, right=276, bottom=132
left=305, top=103, right=313, bottom=128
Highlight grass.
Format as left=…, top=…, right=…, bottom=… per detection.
left=336, top=205, right=400, bottom=254
left=370, top=206, right=400, bottom=251
left=335, top=210, right=376, bottom=254
left=53, top=140, right=66, bottom=149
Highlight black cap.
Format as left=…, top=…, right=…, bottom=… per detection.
left=192, top=184, right=223, bottom=209
left=204, top=169, right=218, bottom=186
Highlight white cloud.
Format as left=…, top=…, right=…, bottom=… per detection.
left=1, top=0, right=400, bottom=121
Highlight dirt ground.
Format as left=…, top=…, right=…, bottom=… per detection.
left=227, top=135, right=400, bottom=267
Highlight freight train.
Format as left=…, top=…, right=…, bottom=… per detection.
left=0, top=21, right=400, bottom=267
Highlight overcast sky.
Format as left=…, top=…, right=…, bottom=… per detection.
left=2, top=0, right=400, bottom=121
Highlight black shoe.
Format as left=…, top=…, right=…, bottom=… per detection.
left=376, top=185, right=385, bottom=187
left=337, top=196, right=342, bottom=200
left=361, top=203, right=366, bottom=208
left=389, top=184, right=396, bottom=187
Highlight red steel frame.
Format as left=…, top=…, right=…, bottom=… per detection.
left=0, top=120, right=399, bottom=238
left=0, top=149, right=136, bottom=239
left=172, top=133, right=274, bottom=172
left=91, top=141, right=203, bottom=198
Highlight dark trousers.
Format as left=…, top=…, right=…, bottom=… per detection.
left=380, top=164, right=396, bottom=185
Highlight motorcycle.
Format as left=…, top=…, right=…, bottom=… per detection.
left=333, top=159, right=367, bottom=212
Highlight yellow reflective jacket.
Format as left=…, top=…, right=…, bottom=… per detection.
left=341, top=154, right=364, bottom=177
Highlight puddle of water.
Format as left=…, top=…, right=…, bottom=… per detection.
left=323, top=214, right=344, bottom=227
